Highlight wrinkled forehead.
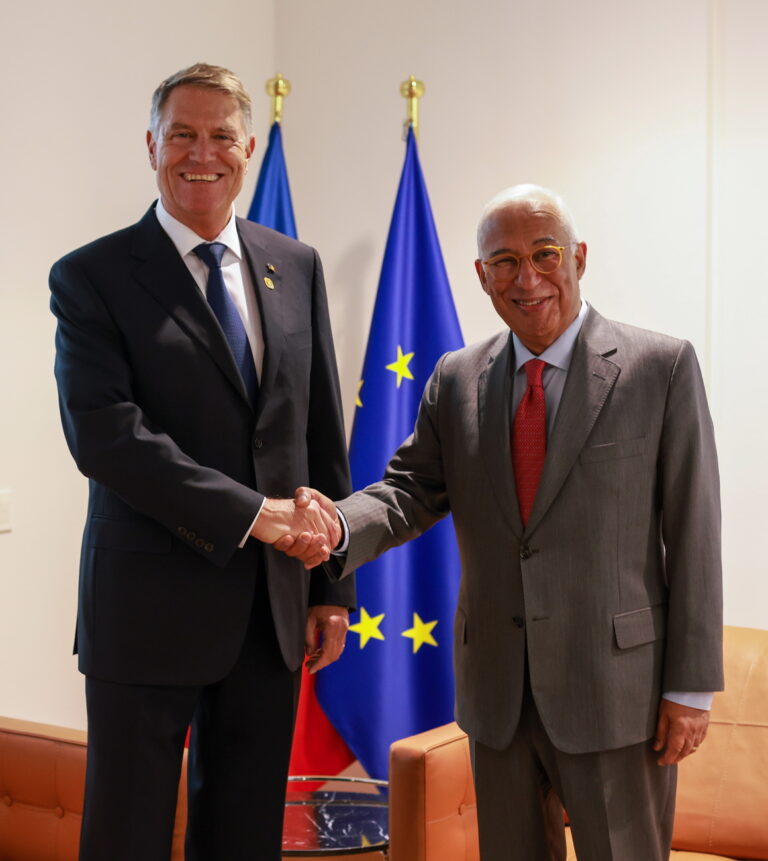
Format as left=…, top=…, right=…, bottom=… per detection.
left=477, top=201, right=569, bottom=255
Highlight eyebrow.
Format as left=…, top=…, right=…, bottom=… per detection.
left=487, top=236, right=559, bottom=257
left=166, top=121, right=239, bottom=135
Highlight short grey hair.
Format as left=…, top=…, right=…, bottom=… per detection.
left=149, top=62, right=253, bottom=135
left=477, top=184, right=580, bottom=253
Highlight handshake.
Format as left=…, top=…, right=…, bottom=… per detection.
left=250, top=487, right=342, bottom=568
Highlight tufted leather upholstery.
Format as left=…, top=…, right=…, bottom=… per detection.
left=389, top=625, right=768, bottom=861
left=0, top=717, right=186, bottom=860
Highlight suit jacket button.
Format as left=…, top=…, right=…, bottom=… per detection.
left=513, top=616, right=525, bottom=629
left=520, top=546, right=531, bottom=560
left=253, top=437, right=263, bottom=449
left=205, top=543, right=214, bottom=552
left=177, top=526, right=187, bottom=536
left=55, top=806, right=65, bottom=819
left=195, top=538, right=204, bottom=548
left=187, top=531, right=196, bottom=541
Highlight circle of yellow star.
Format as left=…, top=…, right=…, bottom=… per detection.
left=402, top=613, right=438, bottom=653
left=385, top=345, right=415, bottom=388
left=349, top=607, right=385, bottom=648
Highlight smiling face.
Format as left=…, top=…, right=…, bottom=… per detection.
left=474, top=199, right=587, bottom=354
left=146, top=84, right=255, bottom=239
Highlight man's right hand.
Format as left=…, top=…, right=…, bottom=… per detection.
left=251, top=495, right=340, bottom=563
left=272, top=487, right=341, bottom=568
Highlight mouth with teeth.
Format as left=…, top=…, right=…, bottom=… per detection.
left=513, top=297, right=550, bottom=308
left=182, top=173, right=221, bottom=182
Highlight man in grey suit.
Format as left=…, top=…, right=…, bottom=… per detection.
left=281, top=185, right=723, bottom=860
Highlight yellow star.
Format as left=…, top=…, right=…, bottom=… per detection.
left=385, top=345, right=415, bottom=388
left=402, top=613, right=438, bottom=654
left=361, top=836, right=372, bottom=847
left=349, top=607, right=385, bottom=648
left=355, top=379, right=364, bottom=408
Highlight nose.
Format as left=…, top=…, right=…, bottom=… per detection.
left=513, top=257, right=541, bottom=291
left=188, top=134, right=217, bottom=164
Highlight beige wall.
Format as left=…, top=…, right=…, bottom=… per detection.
left=0, top=0, right=276, bottom=729
left=1, top=0, right=764, bottom=730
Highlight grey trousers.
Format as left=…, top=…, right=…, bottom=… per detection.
left=472, top=686, right=676, bottom=861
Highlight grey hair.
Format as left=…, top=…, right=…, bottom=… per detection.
left=149, top=62, right=253, bottom=135
left=477, top=184, right=580, bottom=253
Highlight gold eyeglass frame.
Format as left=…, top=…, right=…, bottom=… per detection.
left=482, top=244, right=577, bottom=280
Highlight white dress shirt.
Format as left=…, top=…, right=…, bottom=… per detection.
left=155, top=199, right=264, bottom=544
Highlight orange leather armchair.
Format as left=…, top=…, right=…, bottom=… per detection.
left=389, top=625, right=768, bottom=861
left=0, top=717, right=187, bottom=860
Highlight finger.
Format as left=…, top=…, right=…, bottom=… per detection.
left=281, top=531, right=313, bottom=559
left=308, top=643, right=341, bottom=674
left=304, top=617, right=318, bottom=655
left=294, top=486, right=312, bottom=508
left=657, top=727, right=687, bottom=765
left=273, top=535, right=296, bottom=552
left=653, top=713, right=668, bottom=752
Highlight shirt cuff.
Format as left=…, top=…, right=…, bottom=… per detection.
left=239, top=498, right=266, bottom=548
left=332, top=508, right=350, bottom=555
left=662, top=691, right=714, bottom=711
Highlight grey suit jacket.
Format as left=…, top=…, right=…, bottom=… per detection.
left=337, top=306, right=722, bottom=754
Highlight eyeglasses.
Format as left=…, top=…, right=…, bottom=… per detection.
left=481, top=244, right=576, bottom=282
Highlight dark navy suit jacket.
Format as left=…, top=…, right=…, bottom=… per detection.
left=50, top=203, right=355, bottom=686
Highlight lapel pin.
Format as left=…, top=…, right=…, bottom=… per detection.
left=264, top=276, right=275, bottom=290
left=266, top=263, right=276, bottom=273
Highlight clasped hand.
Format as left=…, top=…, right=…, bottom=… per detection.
left=251, top=487, right=340, bottom=568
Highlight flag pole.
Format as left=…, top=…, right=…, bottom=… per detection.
left=266, top=73, right=291, bottom=124
left=400, top=75, right=425, bottom=139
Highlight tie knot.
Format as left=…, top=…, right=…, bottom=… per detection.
left=524, top=358, right=546, bottom=387
left=193, top=242, right=227, bottom=270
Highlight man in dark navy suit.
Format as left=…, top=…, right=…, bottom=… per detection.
left=50, top=63, right=354, bottom=861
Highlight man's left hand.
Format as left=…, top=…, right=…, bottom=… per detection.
left=304, top=605, right=349, bottom=674
left=653, top=698, right=710, bottom=765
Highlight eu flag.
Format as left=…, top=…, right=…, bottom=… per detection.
left=316, top=126, right=464, bottom=780
left=247, top=120, right=354, bottom=778
left=247, top=122, right=297, bottom=238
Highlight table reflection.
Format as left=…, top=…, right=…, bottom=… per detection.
left=283, top=776, right=389, bottom=856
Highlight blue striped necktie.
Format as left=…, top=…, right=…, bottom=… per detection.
left=193, top=242, right=259, bottom=405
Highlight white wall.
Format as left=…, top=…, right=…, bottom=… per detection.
left=1, top=0, right=764, bottom=731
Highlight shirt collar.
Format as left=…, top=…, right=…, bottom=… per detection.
left=154, top=198, right=242, bottom=262
left=512, top=298, right=589, bottom=373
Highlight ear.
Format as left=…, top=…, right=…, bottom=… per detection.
left=146, top=129, right=157, bottom=170
left=475, top=258, right=491, bottom=295
left=574, top=241, right=587, bottom=279
left=244, top=135, right=256, bottom=169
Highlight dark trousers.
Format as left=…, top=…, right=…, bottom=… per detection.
left=79, top=580, right=300, bottom=861
left=473, top=680, right=677, bottom=861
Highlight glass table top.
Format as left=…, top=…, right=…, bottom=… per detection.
left=282, top=776, right=389, bottom=856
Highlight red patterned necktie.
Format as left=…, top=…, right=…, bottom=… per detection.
left=512, top=359, right=547, bottom=527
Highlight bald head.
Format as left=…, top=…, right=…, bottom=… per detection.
left=477, top=184, right=580, bottom=254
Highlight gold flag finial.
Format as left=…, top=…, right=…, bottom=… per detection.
left=400, top=76, right=425, bottom=139
left=266, top=74, right=291, bottom=124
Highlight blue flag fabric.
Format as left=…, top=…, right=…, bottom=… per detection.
left=247, top=122, right=297, bottom=238
left=316, top=127, right=464, bottom=780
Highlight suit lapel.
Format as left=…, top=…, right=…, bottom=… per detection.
left=236, top=218, right=285, bottom=412
left=478, top=332, right=523, bottom=538
left=130, top=206, right=253, bottom=407
left=525, top=307, right=620, bottom=534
